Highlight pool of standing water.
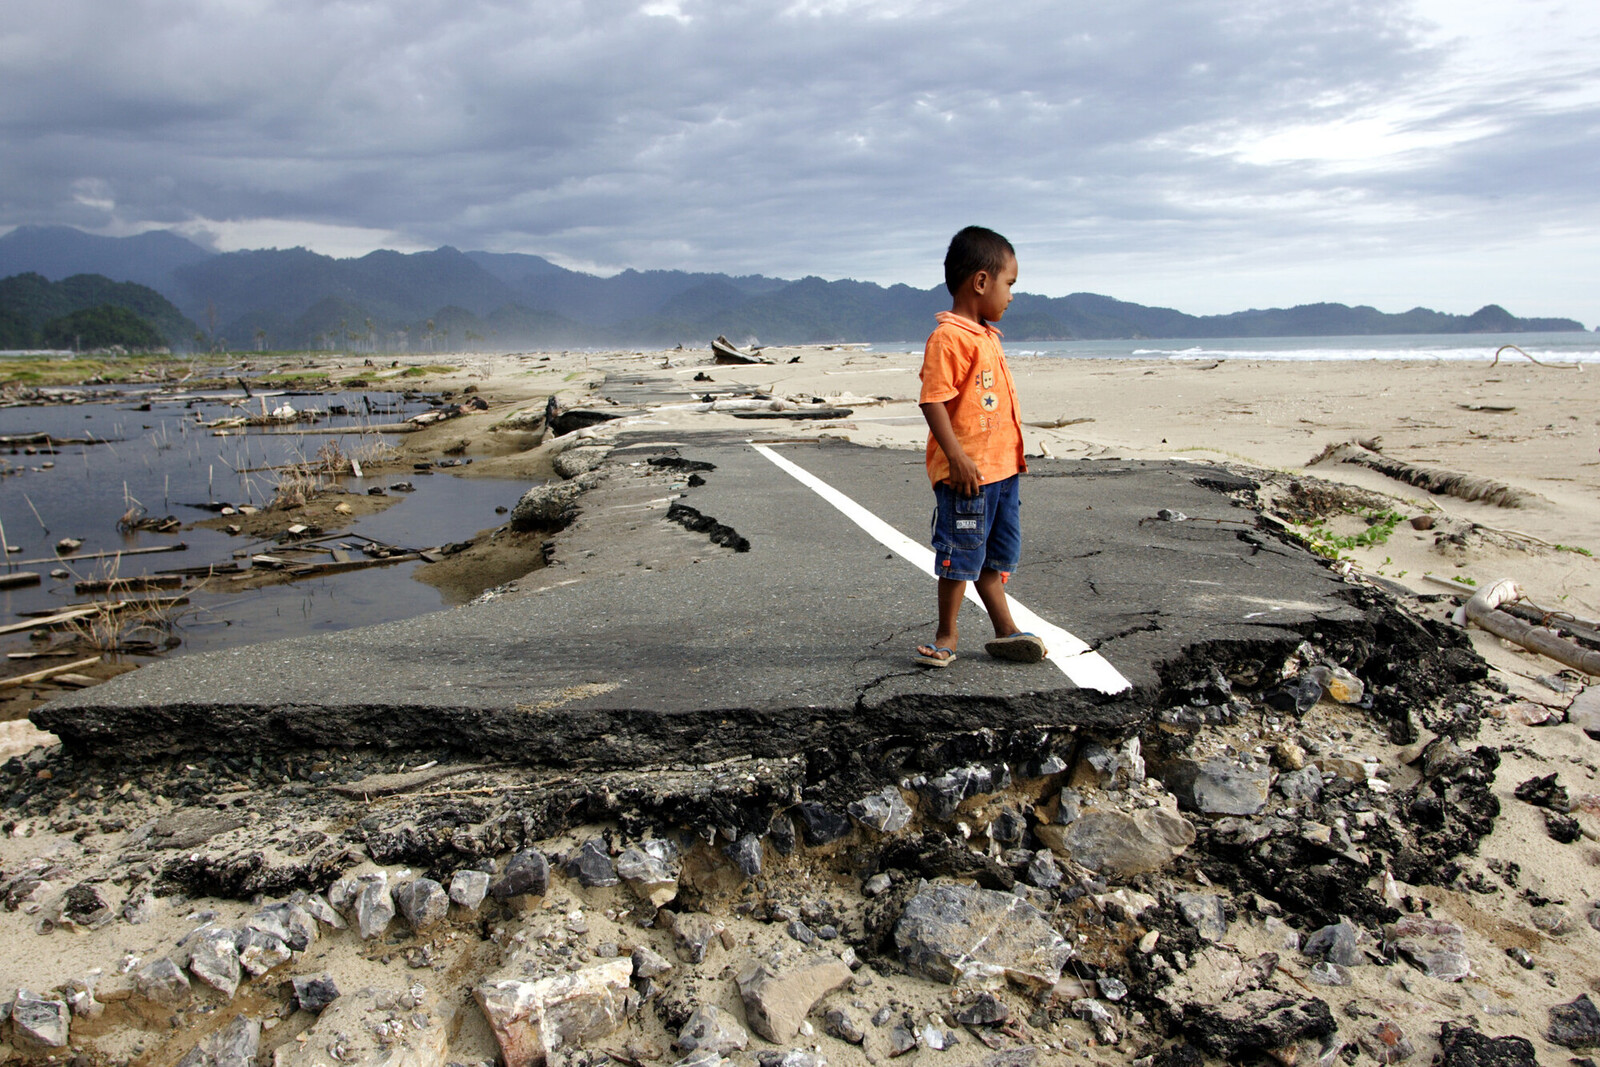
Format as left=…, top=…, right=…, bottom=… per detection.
left=1, top=386, right=530, bottom=661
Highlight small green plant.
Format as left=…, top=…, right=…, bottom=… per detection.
left=1288, top=508, right=1405, bottom=560
left=1553, top=544, right=1594, bottom=557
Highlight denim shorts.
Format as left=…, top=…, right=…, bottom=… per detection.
left=930, top=475, right=1021, bottom=582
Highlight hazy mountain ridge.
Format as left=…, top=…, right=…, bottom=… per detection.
left=0, top=226, right=1585, bottom=351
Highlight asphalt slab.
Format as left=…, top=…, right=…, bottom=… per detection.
left=33, top=431, right=1390, bottom=771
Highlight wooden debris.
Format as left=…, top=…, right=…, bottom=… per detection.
left=0, top=607, right=99, bottom=637
left=49, top=673, right=99, bottom=688
left=1027, top=416, right=1096, bottom=428
left=731, top=407, right=855, bottom=421
left=157, top=562, right=245, bottom=577
left=1491, top=344, right=1579, bottom=369
left=74, top=575, right=184, bottom=595
left=15, top=594, right=188, bottom=616
left=0, top=572, right=41, bottom=591
left=329, top=763, right=510, bottom=798
left=1500, top=603, right=1600, bottom=652
left=264, top=422, right=421, bottom=435
left=1308, top=440, right=1532, bottom=508
left=0, top=656, right=103, bottom=691
left=712, top=335, right=773, bottom=365
left=14, top=542, right=186, bottom=566
left=230, top=551, right=421, bottom=581
left=1456, top=579, right=1600, bottom=675
left=0, top=433, right=114, bottom=447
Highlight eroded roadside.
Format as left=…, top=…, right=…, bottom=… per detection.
left=5, top=437, right=1599, bottom=1067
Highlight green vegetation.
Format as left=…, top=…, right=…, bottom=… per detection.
left=0, top=272, right=196, bottom=349
left=1554, top=544, right=1594, bottom=557
left=1289, top=508, right=1405, bottom=561
left=0, top=354, right=186, bottom=387
left=254, top=371, right=334, bottom=385
left=41, top=305, right=164, bottom=350
left=395, top=364, right=456, bottom=377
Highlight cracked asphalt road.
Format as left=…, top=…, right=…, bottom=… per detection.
left=36, top=433, right=1367, bottom=763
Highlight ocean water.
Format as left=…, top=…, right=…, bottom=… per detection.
left=864, top=331, right=1600, bottom=363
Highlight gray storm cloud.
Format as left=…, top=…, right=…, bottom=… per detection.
left=2, top=0, right=1597, bottom=319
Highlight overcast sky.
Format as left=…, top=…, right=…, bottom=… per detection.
left=3, top=0, right=1597, bottom=324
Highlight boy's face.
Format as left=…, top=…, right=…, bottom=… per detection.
left=973, top=253, right=1018, bottom=323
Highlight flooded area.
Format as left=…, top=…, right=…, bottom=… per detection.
left=0, top=386, right=531, bottom=670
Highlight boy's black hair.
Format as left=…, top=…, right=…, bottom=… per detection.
left=944, top=226, right=1015, bottom=296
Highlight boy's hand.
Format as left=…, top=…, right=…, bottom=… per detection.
left=921, top=401, right=984, bottom=497
left=946, top=452, right=982, bottom=497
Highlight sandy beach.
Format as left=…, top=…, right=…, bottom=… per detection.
left=413, top=342, right=1600, bottom=622
left=2, top=342, right=1598, bottom=1067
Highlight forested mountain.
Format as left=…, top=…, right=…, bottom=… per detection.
left=0, top=226, right=1585, bottom=352
left=0, top=272, right=196, bottom=350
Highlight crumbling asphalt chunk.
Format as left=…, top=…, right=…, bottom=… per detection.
left=1182, top=989, right=1336, bottom=1061
left=665, top=501, right=750, bottom=552
left=874, top=831, right=1016, bottom=891
left=1438, top=1023, right=1537, bottom=1067
left=1390, top=744, right=1501, bottom=886
left=649, top=456, right=716, bottom=472
left=1548, top=993, right=1600, bottom=1049
left=1513, top=772, right=1568, bottom=811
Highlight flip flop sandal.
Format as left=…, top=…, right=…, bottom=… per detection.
left=985, top=632, right=1046, bottom=663
left=915, top=645, right=957, bottom=668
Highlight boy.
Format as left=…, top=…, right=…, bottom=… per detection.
left=914, top=226, right=1047, bottom=668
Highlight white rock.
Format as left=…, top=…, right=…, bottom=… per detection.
left=449, top=870, right=491, bottom=911
left=475, top=957, right=634, bottom=1067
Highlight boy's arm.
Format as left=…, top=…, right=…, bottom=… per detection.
left=921, top=401, right=982, bottom=497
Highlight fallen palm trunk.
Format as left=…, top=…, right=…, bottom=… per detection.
left=1309, top=440, right=1531, bottom=508
left=1454, top=579, right=1600, bottom=676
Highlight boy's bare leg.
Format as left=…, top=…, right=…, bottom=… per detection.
left=916, top=577, right=968, bottom=662
left=973, top=567, right=1021, bottom=638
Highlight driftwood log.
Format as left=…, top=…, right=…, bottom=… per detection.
left=1309, top=440, right=1532, bottom=508
left=1455, top=579, right=1600, bottom=676
left=0, top=656, right=102, bottom=690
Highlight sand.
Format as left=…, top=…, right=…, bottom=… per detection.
left=403, top=343, right=1600, bottom=615
left=1, top=343, right=1598, bottom=1065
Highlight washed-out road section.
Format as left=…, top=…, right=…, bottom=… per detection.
left=36, top=433, right=1370, bottom=771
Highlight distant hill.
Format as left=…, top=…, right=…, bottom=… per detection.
left=0, top=226, right=213, bottom=292
left=0, top=272, right=197, bottom=350
left=0, top=225, right=1585, bottom=351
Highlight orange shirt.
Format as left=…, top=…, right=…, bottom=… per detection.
left=918, top=311, right=1026, bottom=487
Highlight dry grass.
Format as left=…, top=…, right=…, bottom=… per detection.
left=352, top=436, right=401, bottom=468
left=59, top=556, right=188, bottom=653
left=269, top=465, right=323, bottom=509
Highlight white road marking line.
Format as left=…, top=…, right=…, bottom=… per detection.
left=751, top=443, right=1132, bottom=694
